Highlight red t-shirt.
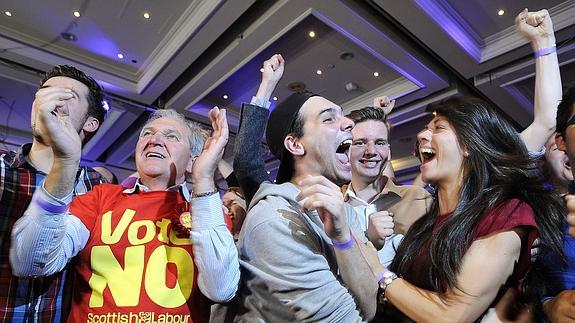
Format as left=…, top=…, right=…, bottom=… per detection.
left=68, top=184, right=210, bottom=323
left=404, top=199, right=538, bottom=293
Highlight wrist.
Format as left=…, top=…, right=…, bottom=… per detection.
left=534, top=45, right=556, bottom=59
left=332, top=225, right=352, bottom=243
left=331, top=230, right=354, bottom=250
left=255, top=80, right=278, bottom=101
left=377, top=268, right=399, bottom=303
left=192, top=178, right=216, bottom=194
left=192, top=188, right=219, bottom=198
left=530, top=36, right=556, bottom=52
left=54, top=156, right=80, bottom=167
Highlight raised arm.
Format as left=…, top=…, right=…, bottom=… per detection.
left=517, top=9, right=561, bottom=152
left=233, top=54, right=284, bottom=206
left=190, top=107, right=240, bottom=302
left=10, top=86, right=89, bottom=276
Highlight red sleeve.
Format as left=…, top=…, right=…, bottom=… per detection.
left=473, top=199, right=538, bottom=247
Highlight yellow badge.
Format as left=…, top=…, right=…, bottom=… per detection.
left=179, top=212, right=192, bottom=229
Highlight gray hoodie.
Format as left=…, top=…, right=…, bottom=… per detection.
left=235, top=182, right=366, bottom=323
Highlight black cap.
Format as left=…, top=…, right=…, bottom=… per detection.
left=266, top=92, right=316, bottom=183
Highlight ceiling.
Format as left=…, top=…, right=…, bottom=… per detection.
left=0, top=0, right=573, bottom=185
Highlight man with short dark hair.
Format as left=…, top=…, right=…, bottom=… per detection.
left=343, top=104, right=431, bottom=266
left=0, top=65, right=106, bottom=322
left=234, top=56, right=380, bottom=321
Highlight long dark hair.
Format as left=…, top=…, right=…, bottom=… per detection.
left=390, top=97, right=565, bottom=297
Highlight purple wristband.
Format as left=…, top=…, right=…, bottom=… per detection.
left=332, top=233, right=354, bottom=250
left=376, top=271, right=386, bottom=283
left=34, top=194, right=69, bottom=213
left=376, top=268, right=396, bottom=283
left=534, top=45, right=556, bottom=59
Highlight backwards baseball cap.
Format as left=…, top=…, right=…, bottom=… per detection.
left=266, top=92, right=317, bottom=183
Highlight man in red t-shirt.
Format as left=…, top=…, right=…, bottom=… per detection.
left=10, top=107, right=238, bottom=322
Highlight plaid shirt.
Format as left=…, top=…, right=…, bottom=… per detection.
left=0, top=144, right=104, bottom=323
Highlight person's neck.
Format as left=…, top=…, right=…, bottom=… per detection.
left=28, top=140, right=55, bottom=174
left=140, top=176, right=181, bottom=191
left=350, top=175, right=388, bottom=203
left=290, top=172, right=309, bottom=190
left=437, top=182, right=460, bottom=215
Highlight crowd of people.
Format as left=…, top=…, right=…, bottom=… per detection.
left=1, top=7, right=574, bottom=323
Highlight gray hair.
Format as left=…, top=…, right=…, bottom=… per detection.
left=144, top=109, right=207, bottom=156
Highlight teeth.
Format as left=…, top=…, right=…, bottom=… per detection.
left=146, top=152, right=165, bottom=159
left=420, top=147, right=434, bottom=154
left=336, top=139, right=352, bottom=154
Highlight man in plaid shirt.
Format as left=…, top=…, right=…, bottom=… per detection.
left=0, top=65, right=107, bottom=322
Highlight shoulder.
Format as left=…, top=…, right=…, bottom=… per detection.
left=489, top=199, right=534, bottom=219
left=246, top=194, right=302, bottom=230
left=244, top=193, right=321, bottom=244
left=397, top=184, right=431, bottom=199
left=475, top=199, right=536, bottom=239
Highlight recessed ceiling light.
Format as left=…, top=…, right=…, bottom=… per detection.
left=266, top=171, right=271, bottom=174
left=339, top=52, right=354, bottom=61
left=223, top=94, right=228, bottom=99
left=73, top=11, right=80, bottom=18
left=4, top=11, right=12, bottom=17
left=498, top=9, right=505, bottom=16
left=61, top=32, right=77, bottom=41
left=117, top=53, right=124, bottom=59
left=373, top=72, right=380, bottom=77
left=316, top=70, right=322, bottom=75
left=273, top=96, right=278, bottom=101
left=143, top=12, right=150, bottom=19
left=308, top=31, right=316, bottom=38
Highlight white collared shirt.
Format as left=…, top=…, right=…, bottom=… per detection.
left=344, top=184, right=404, bottom=267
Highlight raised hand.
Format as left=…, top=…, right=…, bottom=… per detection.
left=515, top=9, right=555, bottom=49
left=256, top=54, right=285, bottom=102
left=192, top=107, right=229, bottom=192
left=296, top=175, right=351, bottom=242
left=373, top=96, right=396, bottom=115
left=366, top=211, right=394, bottom=250
left=32, top=86, right=82, bottom=163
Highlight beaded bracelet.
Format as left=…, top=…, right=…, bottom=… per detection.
left=192, top=189, right=219, bottom=198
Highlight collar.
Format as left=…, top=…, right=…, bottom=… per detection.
left=122, top=178, right=191, bottom=201
left=8, top=143, right=35, bottom=170
left=343, top=176, right=404, bottom=205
